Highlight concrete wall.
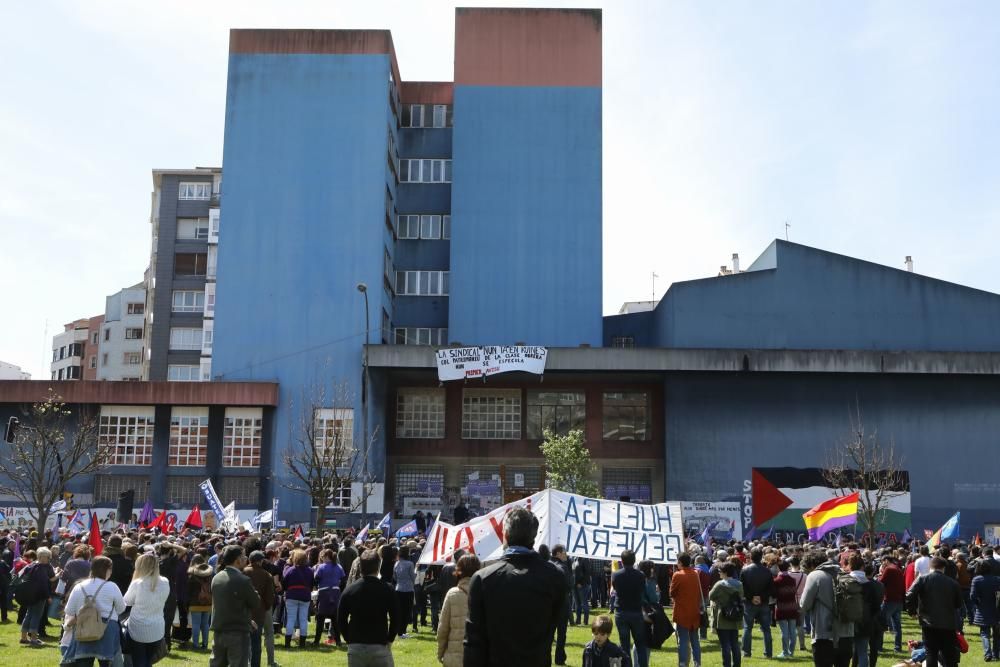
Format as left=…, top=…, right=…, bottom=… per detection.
left=213, top=43, right=396, bottom=519
left=448, top=9, right=603, bottom=347
left=663, top=371, right=1000, bottom=538
left=655, top=240, right=1000, bottom=351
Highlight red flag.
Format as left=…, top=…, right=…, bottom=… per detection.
left=184, top=505, right=203, bottom=530
left=88, top=512, right=103, bottom=556
left=147, top=509, right=167, bottom=532
left=975, top=533, right=983, bottom=546
left=293, top=525, right=303, bottom=540
left=164, top=514, right=177, bottom=534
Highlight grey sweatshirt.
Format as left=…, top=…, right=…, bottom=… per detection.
left=800, top=562, right=854, bottom=642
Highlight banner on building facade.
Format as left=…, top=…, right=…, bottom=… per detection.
left=676, top=501, right=743, bottom=541
left=436, top=346, right=547, bottom=382
left=418, top=489, right=683, bottom=565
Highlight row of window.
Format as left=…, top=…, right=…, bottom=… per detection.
left=395, top=389, right=651, bottom=441
left=52, top=366, right=82, bottom=380
left=393, top=327, right=448, bottom=346
left=395, top=270, right=449, bottom=296
left=93, top=475, right=258, bottom=506
left=53, top=342, right=85, bottom=361
left=401, top=104, right=453, bottom=129
left=98, top=406, right=263, bottom=468
left=175, top=249, right=217, bottom=277
left=399, top=159, right=452, bottom=183
left=169, top=327, right=202, bottom=350
left=397, top=214, right=451, bottom=240
left=178, top=182, right=213, bottom=200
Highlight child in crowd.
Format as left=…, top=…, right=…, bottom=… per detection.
left=583, top=615, right=632, bottom=667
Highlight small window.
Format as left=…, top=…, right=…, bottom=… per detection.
left=104, top=328, right=110, bottom=342
left=89, top=356, right=97, bottom=369
left=178, top=182, right=211, bottom=200
left=177, top=218, right=210, bottom=240
left=126, top=302, right=145, bottom=315
left=432, top=105, right=447, bottom=128
left=443, top=215, right=451, bottom=240
left=167, top=365, right=201, bottom=381
left=611, top=336, right=635, bottom=349
left=175, top=253, right=208, bottom=276
left=169, top=328, right=202, bottom=351
left=602, top=392, right=650, bottom=441
left=102, top=353, right=108, bottom=367
left=172, top=290, right=205, bottom=313
left=92, top=332, right=99, bottom=345
left=125, top=328, right=143, bottom=340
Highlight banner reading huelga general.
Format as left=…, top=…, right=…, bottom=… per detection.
left=418, top=489, right=684, bottom=565
left=436, top=345, right=547, bottom=382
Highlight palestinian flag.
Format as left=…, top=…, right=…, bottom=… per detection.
left=752, top=467, right=910, bottom=533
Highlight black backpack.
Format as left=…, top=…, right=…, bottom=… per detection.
left=13, top=563, right=42, bottom=606
left=721, top=589, right=744, bottom=621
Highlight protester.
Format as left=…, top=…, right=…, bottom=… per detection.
left=0, top=550, right=10, bottom=623
left=281, top=549, right=314, bottom=647
left=574, top=556, right=593, bottom=627
left=19, top=547, right=56, bottom=646
left=670, top=552, right=704, bottom=667
left=971, top=557, right=1000, bottom=661
left=61, top=555, right=127, bottom=666
left=436, top=553, right=480, bottom=667
left=337, top=548, right=400, bottom=666
left=800, top=550, right=854, bottom=667
left=61, top=545, right=92, bottom=598
left=773, top=558, right=800, bottom=658
left=123, top=553, right=171, bottom=667
left=453, top=499, right=469, bottom=525
left=210, top=545, right=262, bottom=667
left=464, top=507, right=567, bottom=667
left=611, top=549, right=652, bottom=667
left=710, top=561, right=744, bottom=667
left=187, top=554, right=215, bottom=651
left=394, top=545, right=417, bottom=638
left=551, top=544, right=574, bottom=665
left=244, top=551, right=276, bottom=667
left=582, top=614, right=632, bottom=667
left=313, top=547, right=346, bottom=646
left=879, top=554, right=906, bottom=653
left=157, top=540, right=187, bottom=649
left=740, top=547, right=776, bottom=659
left=104, top=535, right=134, bottom=595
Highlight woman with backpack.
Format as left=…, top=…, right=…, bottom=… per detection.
left=186, top=554, right=214, bottom=651
left=18, top=547, right=56, bottom=647
left=60, top=555, right=126, bottom=666
left=710, top=561, right=744, bottom=667
left=122, top=553, right=171, bottom=667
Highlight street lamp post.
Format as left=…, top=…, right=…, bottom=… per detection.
left=356, top=283, right=370, bottom=530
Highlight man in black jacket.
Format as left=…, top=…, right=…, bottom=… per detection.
left=464, top=507, right=567, bottom=667
left=740, top=548, right=775, bottom=658
left=105, top=535, right=134, bottom=595
left=337, top=549, right=399, bottom=666
left=612, top=548, right=651, bottom=667
left=439, top=548, right=464, bottom=596
left=906, top=557, right=963, bottom=667
left=550, top=545, right=574, bottom=665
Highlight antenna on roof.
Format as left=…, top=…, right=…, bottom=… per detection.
left=785, top=220, right=791, bottom=241
left=651, top=272, right=659, bottom=302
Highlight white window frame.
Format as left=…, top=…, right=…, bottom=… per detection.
left=172, top=290, right=205, bottom=313
left=400, top=159, right=452, bottom=183
left=432, top=104, right=447, bottom=128
left=315, top=408, right=354, bottom=461
left=100, top=406, right=155, bottom=466
left=200, top=357, right=212, bottom=381
left=167, top=364, right=201, bottom=381
left=393, top=327, right=448, bottom=346
left=201, top=319, right=214, bottom=355
left=396, top=388, right=446, bottom=438
left=203, top=283, right=216, bottom=318
left=125, top=327, right=143, bottom=340
left=169, top=327, right=202, bottom=351
left=123, top=352, right=142, bottom=365
left=169, top=407, right=209, bottom=467
left=394, top=270, right=449, bottom=296
left=177, top=217, right=210, bottom=240
left=462, top=389, right=522, bottom=440
left=408, top=104, right=425, bottom=128
left=208, top=209, right=220, bottom=244
left=178, top=182, right=211, bottom=200
left=223, top=407, right=263, bottom=468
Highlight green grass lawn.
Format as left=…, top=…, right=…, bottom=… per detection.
left=0, top=610, right=985, bottom=666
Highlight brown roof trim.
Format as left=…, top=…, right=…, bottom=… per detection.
left=0, top=381, right=280, bottom=407
left=400, top=81, right=454, bottom=105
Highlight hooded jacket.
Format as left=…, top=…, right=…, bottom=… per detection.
left=800, top=562, right=854, bottom=642
left=187, top=563, right=214, bottom=613
left=437, top=578, right=470, bottom=667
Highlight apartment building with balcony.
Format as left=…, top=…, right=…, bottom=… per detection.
left=144, top=167, right=220, bottom=382
left=97, top=283, right=147, bottom=381
left=51, top=316, right=103, bottom=381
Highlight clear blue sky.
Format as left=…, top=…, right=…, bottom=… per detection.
left=2, top=1, right=999, bottom=377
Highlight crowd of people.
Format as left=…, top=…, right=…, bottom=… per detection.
left=0, top=509, right=995, bottom=667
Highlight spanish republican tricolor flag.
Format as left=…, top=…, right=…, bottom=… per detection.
left=802, top=492, right=860, bottom=541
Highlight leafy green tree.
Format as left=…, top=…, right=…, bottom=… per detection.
left=539, top=428, right=599, bottom=497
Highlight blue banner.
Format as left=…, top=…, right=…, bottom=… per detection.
left=199, top=479, right=228, bottom=526
left=396, top=519, right=418, bottom=538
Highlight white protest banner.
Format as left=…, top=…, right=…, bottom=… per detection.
left=436, top=345, right=547, bottom=382
left=436, top=347, right=484, bottom=381
left=418, top=489, right=684, bottom=565
left=677, top=501, right=743, bottom=541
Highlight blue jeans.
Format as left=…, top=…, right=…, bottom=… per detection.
left=285, top=598, right=309, bottom=637
left=882, top=601, right=903, bottom=651
left=741, top=602, right=773, bottom=657
left=21, top=599, right=45, bottom=634
left=854, top=635, right=870, bottom=667
left=191, top=610, right=211, bottom=648
left=982, top=624, right=1000, bottom=659
left=718, top=628, right=741, bottom=667
left=615, top=610, right=649, bottom=667
left=677, top=624, right=702, bottom=667
left=575, top=585, right=592, bottom=625
left=777, top=618, right=796, bottom=656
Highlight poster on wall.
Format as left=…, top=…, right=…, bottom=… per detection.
left=436, top=346, right=547, bottom=381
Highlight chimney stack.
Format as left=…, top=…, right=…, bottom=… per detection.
left=904, top=256, right=913, bottom=272
left=732, top=253, right=740, bottom=273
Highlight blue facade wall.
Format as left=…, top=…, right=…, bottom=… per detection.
left=602, top=311, right=657, bottom=348
left=213, top=53, right=394, bottom=519
left=655, top=241, right=1000, bottom=351
left=664, top=372, right=1000, bottom=538
left=449, top=85, right=603, bottom=347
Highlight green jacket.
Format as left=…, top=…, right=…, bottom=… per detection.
left=211, top=566, right=261, bottom=634
left=709, top=579, right=744, bottom=630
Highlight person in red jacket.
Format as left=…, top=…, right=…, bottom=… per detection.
left=773, top=560, right=800, bottom=658
left=904, top=554, right=918, bottom=593
left=880, top=555, right=906, bottom=652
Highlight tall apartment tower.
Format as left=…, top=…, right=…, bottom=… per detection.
left=213, top=9, right=603, bottom=518
left=144, top=168, right=221, bottom=381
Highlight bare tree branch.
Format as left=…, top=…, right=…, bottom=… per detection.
left=0, top=392, right=113, bottom=533
left=822, top=401, right=907, bottom=547
left=281, top=380, right=377, bottom=529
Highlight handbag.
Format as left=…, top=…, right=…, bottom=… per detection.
left=957, top=632, right=969, bottom=654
